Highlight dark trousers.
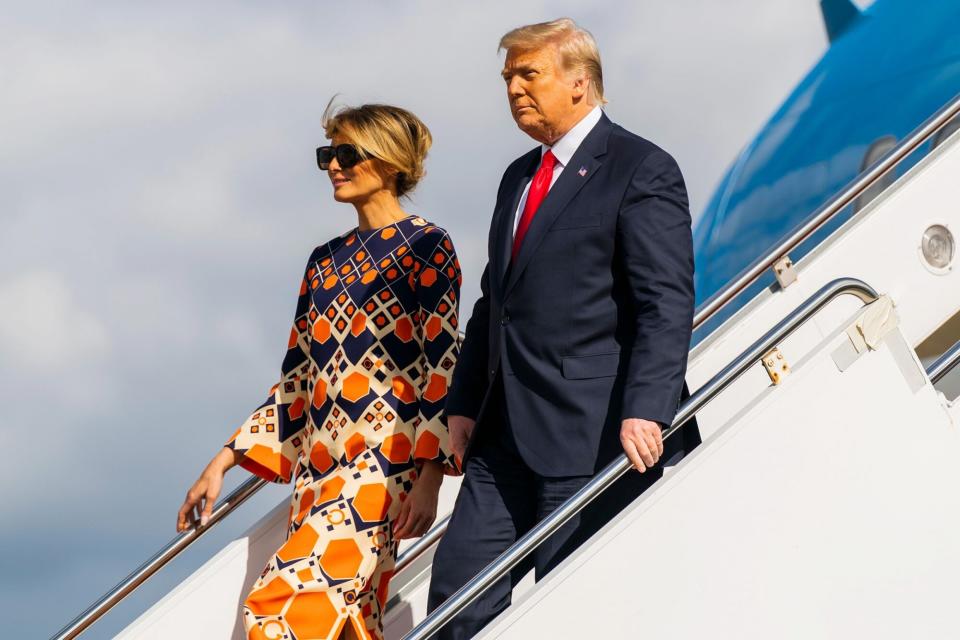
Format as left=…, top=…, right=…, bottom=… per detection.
left=427, top=378, right=663, bottom=639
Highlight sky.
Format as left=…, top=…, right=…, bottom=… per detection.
left=0, top=1, right=833, bottom=636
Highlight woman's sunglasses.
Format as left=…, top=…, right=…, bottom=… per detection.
left=316, top=144, right=366, bottom=170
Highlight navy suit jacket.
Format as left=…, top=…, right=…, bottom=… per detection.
left=447, top=113, right=699, bottom=477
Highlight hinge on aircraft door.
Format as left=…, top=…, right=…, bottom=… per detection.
left=772, top=255, right=798, bottom=289
left=762, top=347, right=791, bottom=385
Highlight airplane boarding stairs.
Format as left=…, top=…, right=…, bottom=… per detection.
left=56, top=96, right=960, bottom=639
left=475, top=287, right=960, bottom=639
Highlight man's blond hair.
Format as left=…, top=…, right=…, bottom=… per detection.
left=499, top=18, right=607, bottom=105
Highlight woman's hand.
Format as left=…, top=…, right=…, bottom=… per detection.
left=393, top=460, right=444, bottom=540
left=176, top=447, right=239, bottom=532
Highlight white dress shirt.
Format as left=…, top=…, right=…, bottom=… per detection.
left=512, top=105, right=604, bottom=236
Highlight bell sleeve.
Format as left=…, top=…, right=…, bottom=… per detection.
left=224, top=254, right=316, bottom=484
left=412, top=229, right=462, bottom=475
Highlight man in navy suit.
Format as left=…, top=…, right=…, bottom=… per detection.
left=427, top=18, right=699, bottom=638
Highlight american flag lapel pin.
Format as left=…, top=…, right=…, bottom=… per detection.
left=578, top=166, right=588, bottom=177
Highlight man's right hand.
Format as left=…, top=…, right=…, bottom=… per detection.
left=447, top=415, right=477, bottom=463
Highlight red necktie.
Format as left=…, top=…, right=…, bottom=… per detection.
left=512, top=150, right=557, bottom=260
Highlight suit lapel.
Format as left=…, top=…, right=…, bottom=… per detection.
left=503, top=115, right=612, bottom=298
left=493, top=150, right=540, bottom=294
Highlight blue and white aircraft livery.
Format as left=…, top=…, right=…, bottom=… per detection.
left=694, top=0, right=960, bottom=310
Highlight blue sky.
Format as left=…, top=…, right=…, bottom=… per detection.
left=0, top=1, right=831, bottom=636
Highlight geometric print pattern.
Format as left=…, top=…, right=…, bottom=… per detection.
left=225, top=215, right=461, bottom=639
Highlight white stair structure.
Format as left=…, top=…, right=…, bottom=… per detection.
left=687, top=118, right=960, bottom=444
left=479, top=303, right=960, bottom=639
left=56, top=98, right=960, bottom=640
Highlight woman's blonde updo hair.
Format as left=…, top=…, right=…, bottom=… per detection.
left=322, top=101, right=433, bottom=198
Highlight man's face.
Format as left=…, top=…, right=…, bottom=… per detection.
left=502, top=44, right=583, bottom=144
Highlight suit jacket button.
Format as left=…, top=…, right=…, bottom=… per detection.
left=500, top=313, right=510, bottom=326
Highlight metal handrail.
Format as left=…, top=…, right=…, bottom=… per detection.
left=395, top=514, right=451, bottom=575
left=404, top=277, right=880, bottom=639
left=692, top=92, right=960, bottom=331
left=55, top=91, right=960, bottom=640
left=928, top=339, right=960, bottom=386
left=52, top=476, right=447, bottom=640
left=52, top=474, right=266, bottom=640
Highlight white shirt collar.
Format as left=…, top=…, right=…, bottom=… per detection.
left=542, top=105, right=603, bottom=167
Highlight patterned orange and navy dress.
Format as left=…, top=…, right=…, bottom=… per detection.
left=226, top=215, right=461, bottom=640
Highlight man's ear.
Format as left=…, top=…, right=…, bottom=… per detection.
left=571, top=73, right=589, bottom=100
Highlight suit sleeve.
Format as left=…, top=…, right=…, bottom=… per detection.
left=445, top=160, right=519, bottom=421
left=617, top=149, right=695, bottom=428
left=444, top=260, right=492, bottom=420
left=224, top=253, right=315, bottom=484
left=446, top=155, right=532, bottom=420
left=413, top=229, right=462, bottom=474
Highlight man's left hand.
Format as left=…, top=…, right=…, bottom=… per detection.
left=620, top=418, right=663, bottom=472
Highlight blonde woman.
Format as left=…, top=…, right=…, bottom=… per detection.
left=178, top=103, right=461, bottom=640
